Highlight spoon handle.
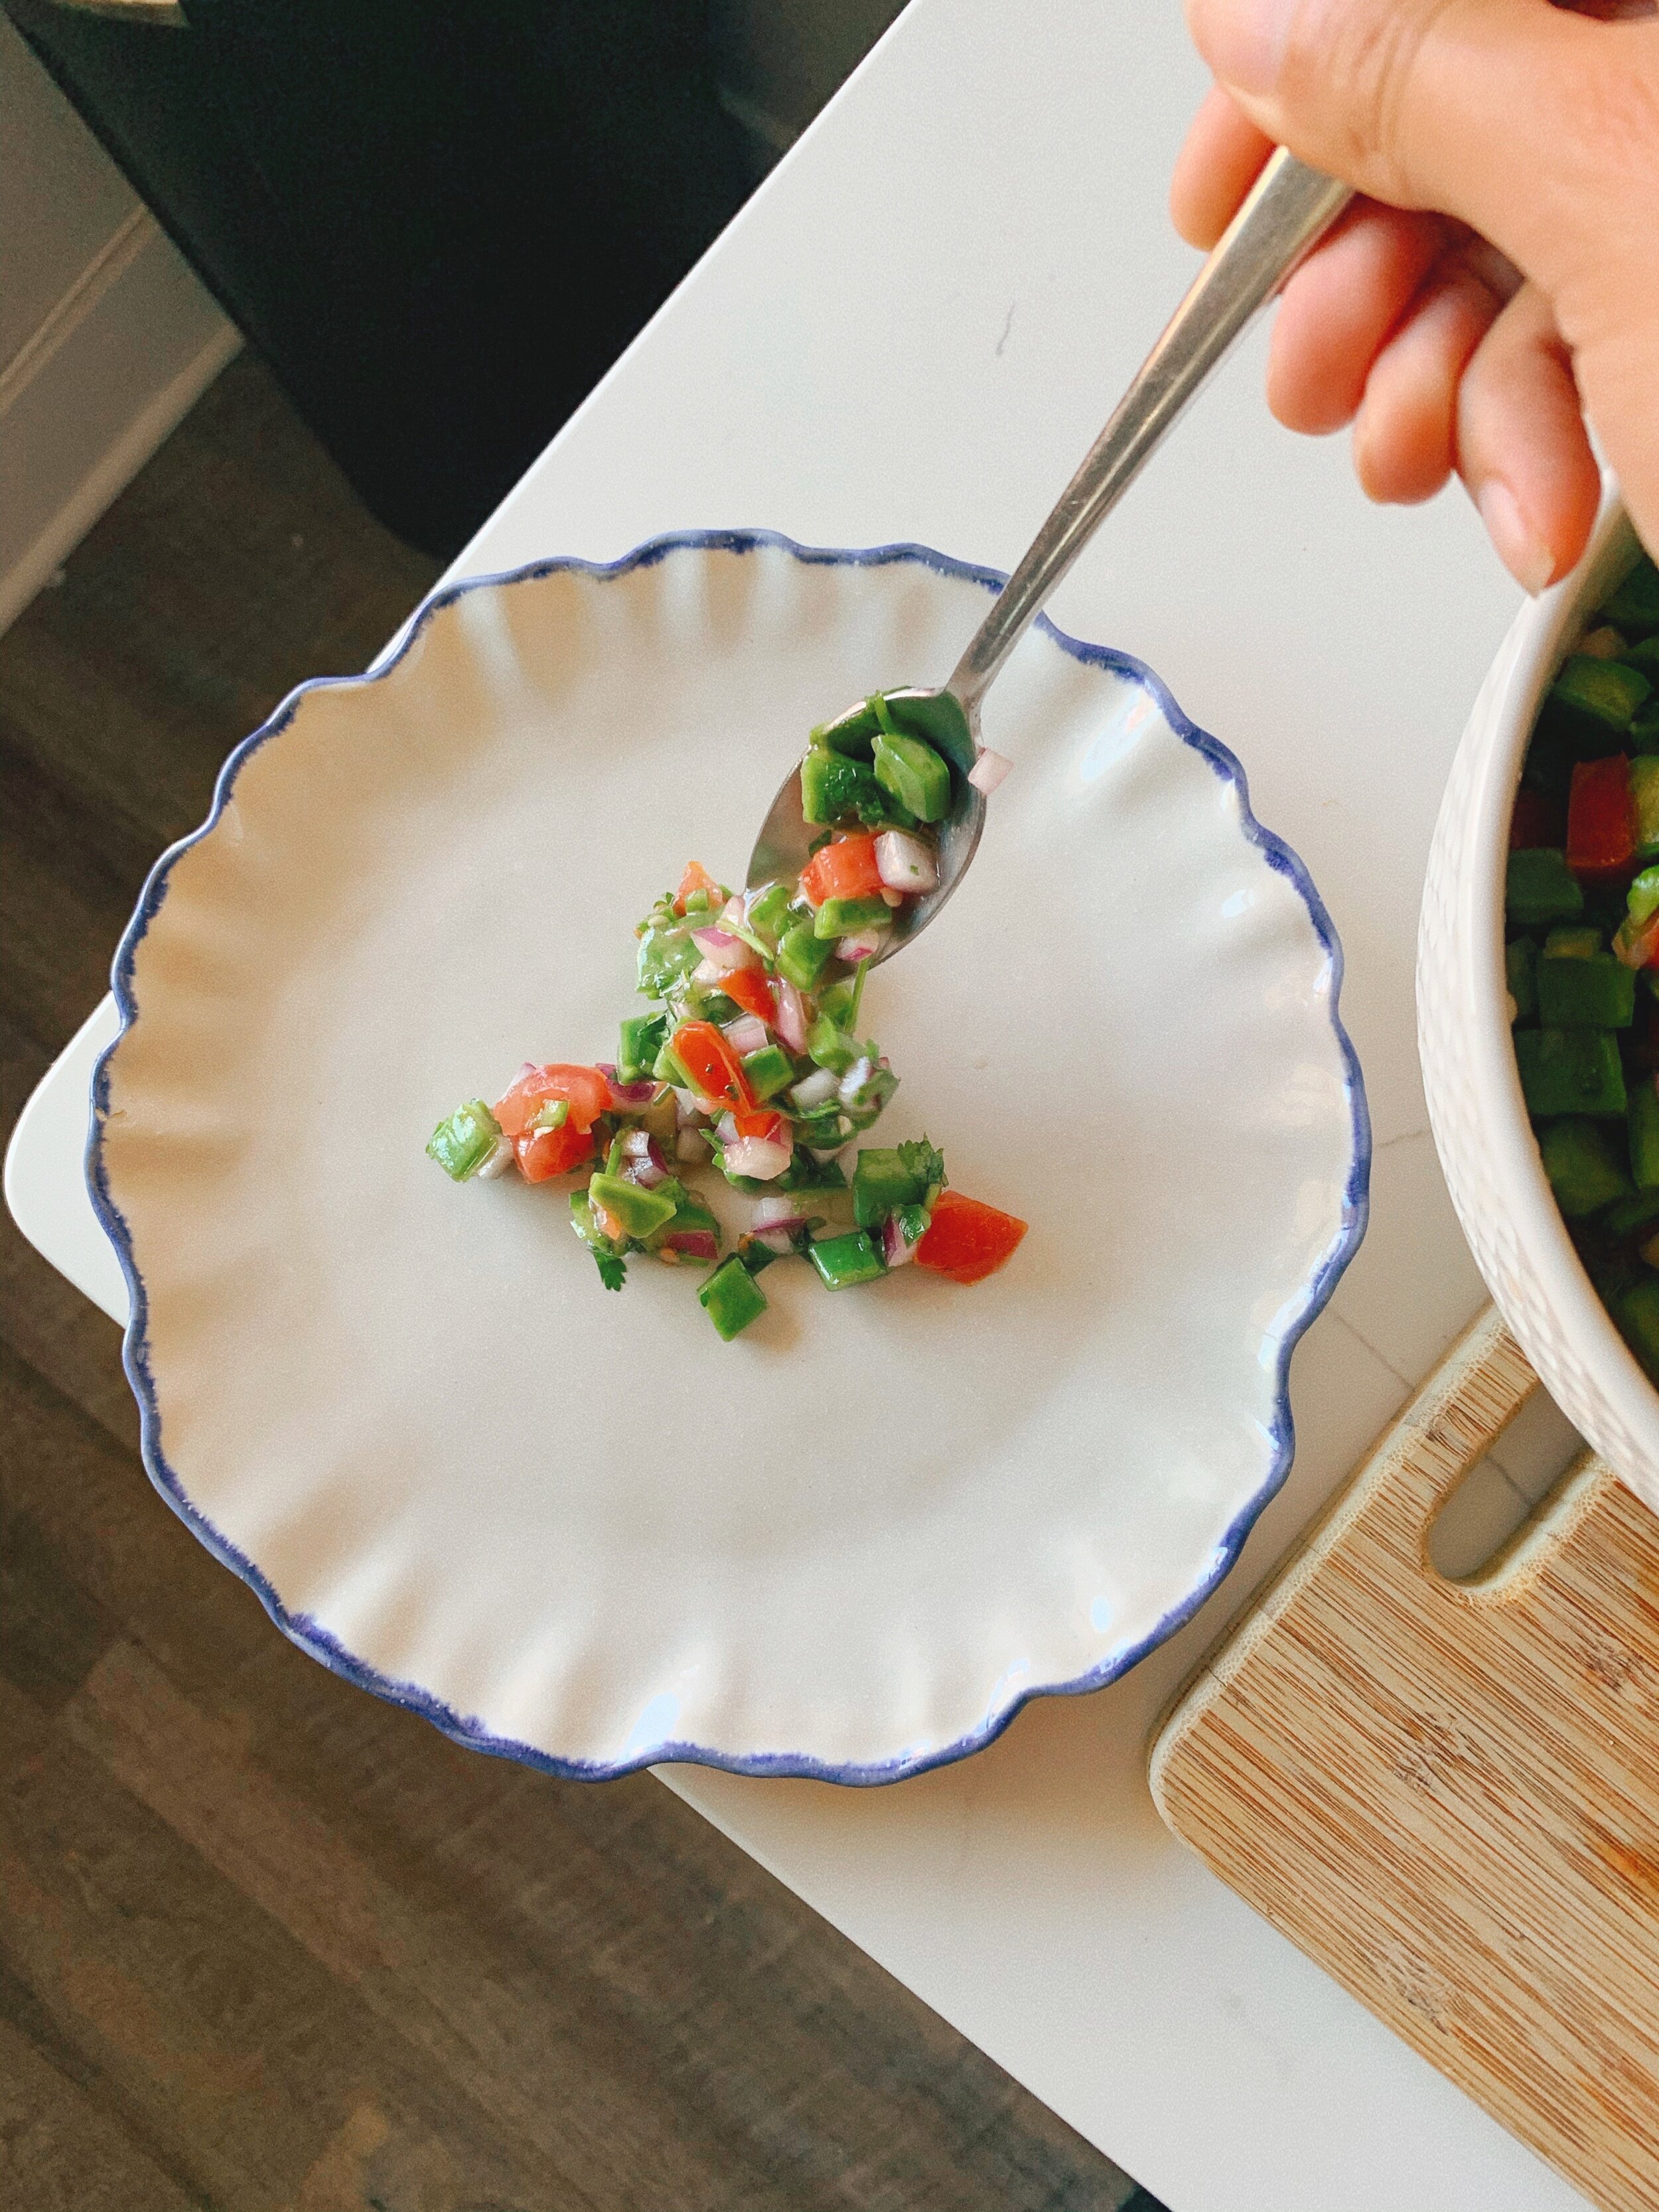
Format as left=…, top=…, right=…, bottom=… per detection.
left=948, top=149, right=1353, bottom=718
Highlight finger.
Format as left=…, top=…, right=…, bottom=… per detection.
left=1353, top=267, right=1506, bottom=505
left=1169, top=84, right=1274, bottom=248
left=1181, top=0, right=1623, bottom=285
left=1455, top=283, right=1603, bottom=591
left=1266, top=201, right=1447, bottom=434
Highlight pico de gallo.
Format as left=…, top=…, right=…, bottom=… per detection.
left=425, top=694, right=1026, bottom=1340
left=1506, top=545, right=1659, bottom=1381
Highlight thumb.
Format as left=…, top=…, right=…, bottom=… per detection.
left=1183, top=0, right=1644, bottom=295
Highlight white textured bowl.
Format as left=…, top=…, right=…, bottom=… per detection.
left=1420, top=494, right=1659, bottom=1515
left=90, top=532, right=1366, bottom=1782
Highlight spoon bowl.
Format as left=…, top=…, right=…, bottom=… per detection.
left=745, top=685, right=985, bottom=967
left=744, top=149, right=1353, bottom=960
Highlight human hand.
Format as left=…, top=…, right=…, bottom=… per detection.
left=1172, top=0, right=1659, bottom=589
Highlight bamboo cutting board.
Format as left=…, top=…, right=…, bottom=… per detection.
left=1150, top=1308, right=1659, bottom=2211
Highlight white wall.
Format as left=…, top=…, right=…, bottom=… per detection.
left=0, top=13, right=238, bottom=634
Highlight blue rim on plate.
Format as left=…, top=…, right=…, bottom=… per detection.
left=85, top=528, right=1371, bottom=1787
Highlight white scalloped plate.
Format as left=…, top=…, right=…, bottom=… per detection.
left=90, top=532, right=1367, bottom=1783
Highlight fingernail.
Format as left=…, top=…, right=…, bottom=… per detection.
left=1188, top=0, right=1296, bottom=95
left=1477, top=479, right=1555, bottom=595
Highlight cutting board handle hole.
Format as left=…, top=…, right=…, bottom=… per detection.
left=1425, top=1378, right=1591, bottom=1587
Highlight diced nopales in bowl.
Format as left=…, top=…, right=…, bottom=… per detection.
left=1505, top=547, right=1659, bottom=1380
left=424, top=693, right=1027, bottom=1339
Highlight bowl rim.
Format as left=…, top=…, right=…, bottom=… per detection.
left=1454, top=498, right=1659, bottom=1465
left=83, top=526, right=1371, bottom=1785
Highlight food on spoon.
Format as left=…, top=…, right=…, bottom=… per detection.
left=1505, top=546, right=1659, bottom=1380
left=425, top=699, right=1025, bottom=1338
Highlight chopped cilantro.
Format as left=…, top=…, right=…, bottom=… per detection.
left=896, top=1136, right=947, bottom=1192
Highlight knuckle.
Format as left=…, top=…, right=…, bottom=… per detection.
left=1524, top=37, right=1659, bottom=339
left=1571, top=41, right=1659, bottom=194
left=1281, top=0, right=1463, bottom=202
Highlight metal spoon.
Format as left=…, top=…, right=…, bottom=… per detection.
left=747, top=149, right=1353, bottom=960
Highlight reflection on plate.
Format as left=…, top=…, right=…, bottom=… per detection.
left=90, top=532, right=1368, bottom=1783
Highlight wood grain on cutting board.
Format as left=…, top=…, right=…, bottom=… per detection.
left=1151, top=1309, right=1659, bottom=2212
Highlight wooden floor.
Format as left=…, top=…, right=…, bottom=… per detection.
left=0, top=353, right=1160, bottom=2212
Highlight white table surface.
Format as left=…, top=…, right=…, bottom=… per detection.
left=3, top=3, right=1597, bottom=2205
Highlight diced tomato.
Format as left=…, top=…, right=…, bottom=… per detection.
left=800, top=832, right=883, bottom=909
left=514, top=1120, right=595, bottom=1183
left=675, top=859, right=721, bottom=914
left=914, top=1189, right=1028, bottom=1286
left=733, top=1108, right=786, bottom=1144
left=494, top=1062, right=612, bottom=1138
left=1510, top=789, right=1563, bottom=852
left=671, top=1021, right=754, bottom=1110
left=721, top=967, right=778, bottom=1025
left=1566, top=757, right=1638, bottom=885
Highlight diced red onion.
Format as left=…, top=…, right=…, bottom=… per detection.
left=720, top=895, right=749, bottom=928
left=662, top=1228, right=719, bottom=1262
left=475, top=1138, right=515, bottom=1181
left=837, top=1057, right=874, bottom=1107
left=837, top=930, right=886, bottom=963
left=674, top=1086, right=718, bottom=1124
left=606, top=1075, right=660, bottom=1110
left=715, top=1110, right=739, bottom=1145
left=751, top=1227, right=797, bottom=1256
left=620, top=1128, right=670, bottom=1187
left=720, top=1013, right=769, bottom=1058
left=883, top=1213, right=920, bottom=1268
left=788, top=1065, right=838, bottom=1112
left=689, top=927, right=758, bottom=973
left=723, top=1135, right=793, bottom=1181
left=968, top=747, right=1011, bottom=795
left=875, top=830, right=938, bottom=893
left=751, top=1193, right=809, bottom=1230
left=774, top=978, right=809, bottom=1053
